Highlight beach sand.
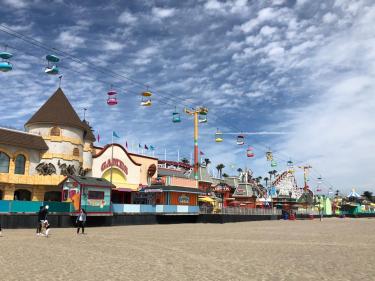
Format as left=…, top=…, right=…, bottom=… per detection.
left=0, top=218, right=374, bottom=281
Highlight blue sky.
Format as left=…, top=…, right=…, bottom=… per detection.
left=0, top=0, right=374, bottom=193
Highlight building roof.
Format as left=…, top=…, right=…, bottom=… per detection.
left=158, top=167, right=190, bottom=178
left=62, top=175, right=115, bottom=188
left=189, top=166, right=213, bottom=183
left=0, top=127, right=48, bottom=151
left=145, top=185, right=204, bottom=194
left=25, top=88, right=95, bottom=141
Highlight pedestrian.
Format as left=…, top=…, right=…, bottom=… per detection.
left=36, top=205, right=49, bottom=236
left=41, top=220, right=51, bottom=237
left=76, top=208, right=87, bottom=235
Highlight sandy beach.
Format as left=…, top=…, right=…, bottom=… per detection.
left=0, top=218, right=374, bottom=281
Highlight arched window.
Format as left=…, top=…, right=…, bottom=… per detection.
left=50, top=126, right=61, bottom=136
left=0, top=152, right=10, bottom=173
left=14, top=154, right=26, bottom=175
left=73, top=148, right=80, bottom=157
left=14, top=189, right=31, bottom=201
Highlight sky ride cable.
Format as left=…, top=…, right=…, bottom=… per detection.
left=0, top=25, right=334, bottom=186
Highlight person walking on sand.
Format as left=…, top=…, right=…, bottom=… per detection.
left=36, top=205, right=49, bottom=236
left=76, top=208, right=87, bottom=235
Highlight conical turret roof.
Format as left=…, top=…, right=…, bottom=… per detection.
left=25, top=88, right=83, bottom=129
left=25, top=88, right=95, bottom=141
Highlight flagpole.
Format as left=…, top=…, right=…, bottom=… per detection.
left=164, top=148, right=167, bottom=161
left=177, top=148, right=180, bottom=162
left=110, top=132, right=114, bottom=184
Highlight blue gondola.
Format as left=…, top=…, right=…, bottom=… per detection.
left=172, top=107, right=181, bottom=123
left=0, top=61, right=12, bottom=72
left=0, top=51, right=13, bottom=72
left=45, top=54, right=60, bottom=75
left=0, top=52, right=13, bottom=60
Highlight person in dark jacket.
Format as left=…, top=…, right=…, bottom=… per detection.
left=76, top=208, right=87, bottom=234
left=36, top=205, right=49, bottom=236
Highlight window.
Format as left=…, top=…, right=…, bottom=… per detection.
left=0, top=152, right=10, bottom=173
left=14, top=154, right=26, bottom=174
left=73, top=148, right=80, bottom=156
left=88, top=191, right=105, bottom=200
left=50, top=126, right=61, bottom=136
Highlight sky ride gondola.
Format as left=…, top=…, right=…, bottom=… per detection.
left=246, top=146, right=254, bottom=158
left=236, top=134, right=244, bottom=145
left=198, top=107, right=208, bottom=123
left=45, top=54, right=60, bottom=75
left=0, top=51, right=13, bottom=72
left=266, top=150, right=273, bottom=161
left=107, top=87, right=118, bottom=106
left=215, top=128, right=223, bottom=142
left=141, top=90, right=152, bottom=107
left=172, top=107, right=181, bottom=123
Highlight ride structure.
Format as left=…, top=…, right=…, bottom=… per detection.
left=0, top=50, right=13, bottom=72
left=184, top=107, right=208, bottom=180
left=107, top=87, right=118, bottom=106
left=45, top=54, right=60, bottom=75
left=141, top=89, right=152, bottom=106
left=172, top=107, right=181, bottom=123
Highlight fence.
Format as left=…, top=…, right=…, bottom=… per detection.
left=0, top=200, right=71, bottom=213
left=200, top=206, right=282, bottom=215
left=112, top=204, right=200, bottom=214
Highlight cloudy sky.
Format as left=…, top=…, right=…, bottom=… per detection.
left=0, top=0, right=374, bottom=193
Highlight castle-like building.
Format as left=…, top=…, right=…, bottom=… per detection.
left=0, top=88, right=158, bottom=202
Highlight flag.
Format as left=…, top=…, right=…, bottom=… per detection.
left=150, top=145, right=155, bottom=151
left=199, top=151, right=204, bottom=155
left=97, top=130, right=100, bottom=143
left=113, top=131, right=120, bottom=138
left=125, top=141, right=128, bottom=148
left=144, top=144, right=148, bottom=150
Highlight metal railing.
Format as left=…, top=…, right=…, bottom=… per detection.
left=199, top=206, right=282, bottom=215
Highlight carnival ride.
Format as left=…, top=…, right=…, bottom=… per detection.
left=0, top=24, right=334, bottom=197
left=0, top=50, right=13, bottom=72
left=107, top=87, right=118, bottom=106
left=45, top=54, right=60, bottom=75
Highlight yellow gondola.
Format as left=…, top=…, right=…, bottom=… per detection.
left=215, top=128, right=223, bottom=142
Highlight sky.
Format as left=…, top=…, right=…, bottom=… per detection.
left=0, top=0, right=374, bottom=194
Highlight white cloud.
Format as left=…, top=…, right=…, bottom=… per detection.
left=152, top=7, right=176, bottom=18
left=3, top=0, right=28, bottom=8
left=322, top=12, right=338, bottom=24
left=118, top=10, right=137, bottom=24
left=56, top=30, right=85, bottom=49
left=103, top=41, right=125, bottom=51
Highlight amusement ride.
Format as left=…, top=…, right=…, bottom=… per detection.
left=0, top=23, right=334, bottom=197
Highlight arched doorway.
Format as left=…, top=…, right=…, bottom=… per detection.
left=44, top=191, right=61, bottom=202
left=102, top=168, right=127, bottom=187
left=14, top=189, right=31, bottom=201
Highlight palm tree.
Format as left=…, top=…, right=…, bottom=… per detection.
left=255, top=176, right=262, bottom=184
left=204, top=158, right=211, bottom=167
left=181, top=157, right=190, bottom=164
left=264, top=177, right=269, bottom=187
left=362, top=191, right=373, bottom=202
left=222, top=173, right=229, bottom=178
left=216, top=163, right=225, bottom=179
left=237, top=168, right=243, bottom=175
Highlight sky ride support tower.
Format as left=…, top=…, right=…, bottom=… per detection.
left=184, top=107, right=208, bottom=181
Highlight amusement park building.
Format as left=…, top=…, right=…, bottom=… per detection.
left=0, top=88, right=160, bottom=202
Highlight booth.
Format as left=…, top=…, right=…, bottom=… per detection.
left=60, top=175, right=114, bottom=215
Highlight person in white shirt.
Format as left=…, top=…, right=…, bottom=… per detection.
left=76, top=208, right=87, bottom=234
